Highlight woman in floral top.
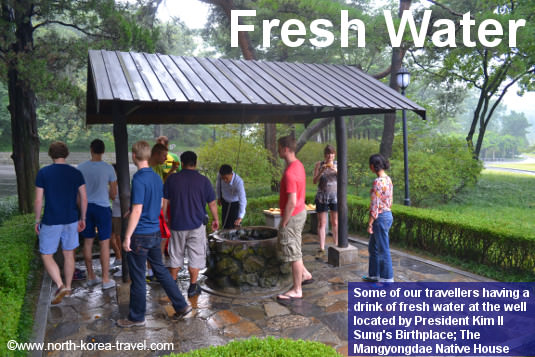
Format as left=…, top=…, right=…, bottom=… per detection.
left=363, top=154, right=394, bottom=283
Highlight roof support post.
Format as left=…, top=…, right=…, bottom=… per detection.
left=335, top=112, right=348, bottom=248
left=113, top=102, right=131, bottom=282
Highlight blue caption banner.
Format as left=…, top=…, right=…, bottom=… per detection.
left=348, top=282, right=535, bottom=356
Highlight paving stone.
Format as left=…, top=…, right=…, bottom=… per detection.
left=48, top=305, right=77, bottom=324
left=319, top=312, right=348, bottom=341
left=224, top=320, right=262, bottom=338
left=337, top=344, right=349, bottom=356
left=266, top=315, right=314, bottom=330
left=286, top=324, right=341, bottom=346
left=46, top=321, right=81, bottom=342
left=41, top=241, right=491, bottom=355
left=328, top=276, right=345, bottom=284
left=264, top=301, right=290, bottom=317
left=87, top=318, right=116, bottom=332
left=235, top=305, right=267, bottom=321
left=207, top=310, right=241, bottom=329
left=325, top=300, right=348, bottom=313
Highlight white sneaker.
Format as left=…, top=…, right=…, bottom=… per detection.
left=102, top=280, right=116, bottom=290
left=111, top=259, right=122, bottom=268
left=85, top=277, right=102, bottom=287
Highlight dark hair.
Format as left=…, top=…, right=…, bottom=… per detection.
left=324, top=144, right=336, bottom=155
left=151, top=143, right=167, bottom=156
left=156, top=135, right=169, bottom=148
left=180, top=151, right=197, bottom=167
left=369, top=154, right=390, bottom=172
left=219, top=164, right=233, bottom=176
left=277, top=135, right=296, bottom=152
left=90, top=139, right=105, bottom=154
left=48, top=141, right=69, bottom=159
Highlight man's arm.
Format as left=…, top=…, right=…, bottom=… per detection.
left=208, top=200, right=219, bottom=231
left=162, top=198, right=169, bottom=224
left=78, top=184, right=88, bottom=232
left=109, top=181, right=118, bottom=200
left=215, top=174, right=221, bottom=205
left=34, top=187, right=44, bottom=234
left=281, top=192, right=296, bottom=228
left=123, top=204, right=142, bottom=252
left=235, top=177, right=247, bottom=226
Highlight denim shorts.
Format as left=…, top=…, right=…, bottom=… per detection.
left=39, top=221, right=79, bottom=254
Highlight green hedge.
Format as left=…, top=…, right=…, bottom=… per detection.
left=0, top=215, right=37, bottom=356
left=244, top=195, right=535, bottom=275
left=168, top=336, right=340, bottom=357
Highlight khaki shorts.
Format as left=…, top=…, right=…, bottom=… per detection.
left=277, top=209, right=307, bottom=263
left=168, top=225, right=207, bottom=269
left=112, top=217, right=121, bottom=236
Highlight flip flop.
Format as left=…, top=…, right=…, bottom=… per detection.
left=276, top=294, right=302, bottom=301
left=302, top=278, right=315, bottom=285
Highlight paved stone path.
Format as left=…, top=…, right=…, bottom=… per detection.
left=40, top=234, right=491, bottom=356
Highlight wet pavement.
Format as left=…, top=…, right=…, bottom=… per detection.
left=38, top=233, right=492, bottom=356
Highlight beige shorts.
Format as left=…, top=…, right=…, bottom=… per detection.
left=277, top=209, right=307, bottom=263
left=112, top=217, right=121, bottom=236
left=168, top=225, right=207, bottom=269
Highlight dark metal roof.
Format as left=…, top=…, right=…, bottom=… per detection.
left=86, top=50, right=425, bottom=125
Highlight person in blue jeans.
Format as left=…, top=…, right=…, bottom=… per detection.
left=363, top=154, right=394, bottom=283
left=117, top=141, right=191, bottom=328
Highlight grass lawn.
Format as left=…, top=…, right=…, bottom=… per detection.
left=429, top=170, right=535, bottom=239
left=487, top=163, right=535, bottom=171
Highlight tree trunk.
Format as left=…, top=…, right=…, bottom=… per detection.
left=379, top=0, right=411, bottom=159
left=295, top=118, right=334, bottom=153
left=7, top=4, right=40, bottom=214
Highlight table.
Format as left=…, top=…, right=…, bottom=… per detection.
left=263, top=209, right=329, bottom=234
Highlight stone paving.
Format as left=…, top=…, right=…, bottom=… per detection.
left=40, top=233, right=491, bottom=356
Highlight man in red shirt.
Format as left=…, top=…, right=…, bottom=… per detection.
left=276, top=135, right=313, bottom=301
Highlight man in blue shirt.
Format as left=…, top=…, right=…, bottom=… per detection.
left=216, top=164, right=247, bottom=229
left=34, top=141, right=87, bottom=304
left=117, top=141, right=190, bottom=328
left=163, top=151, right=219, bottom=298
left=78, top=139, right=117, bottom=290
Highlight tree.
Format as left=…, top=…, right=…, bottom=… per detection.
left=412, top=0, right=535, bottom=159
left=0, top=0, right=158, bottom=213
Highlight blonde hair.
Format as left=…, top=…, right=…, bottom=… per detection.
left=132, top=141, right=151, bottom=161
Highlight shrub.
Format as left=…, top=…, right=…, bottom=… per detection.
left=296, top=141, right=326, bottom=175
left=390, top=136, right=482, bottom=206
left=0, top=214, right=37, bottom=356
left=347, top=139, right=380, bottom=197
left=0, top=196, right=18, bottom=225
left=197, top=137, right=281, bottom=195
left=345, top=195, right=535, bottom=276
left=167, top=336, right=341, bottom=357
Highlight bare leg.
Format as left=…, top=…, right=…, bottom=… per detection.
left=278, top=260, right=304, bottom=299
left=317, top=212, right=327, bottom=250
left=169, top=267, right=180, bottom=280
left=62, top=249, right=75, bottom=290
left=83, top=238, right=96, bottom=280
left=110, top=233, right=122, bottom=261
left=330, top=211, right=338, bottom=246
left=302, top=265, right=312, bottom=281
left=160, top=238, right=168, bottom=257
left=99, top=239, right=111, bottom=283
left=188, top=267, right=200, bottom=284
left=41, top=254, right=64, bottom=289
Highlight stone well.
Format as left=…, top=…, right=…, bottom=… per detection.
left=206, top=226, right=291, bottom=290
